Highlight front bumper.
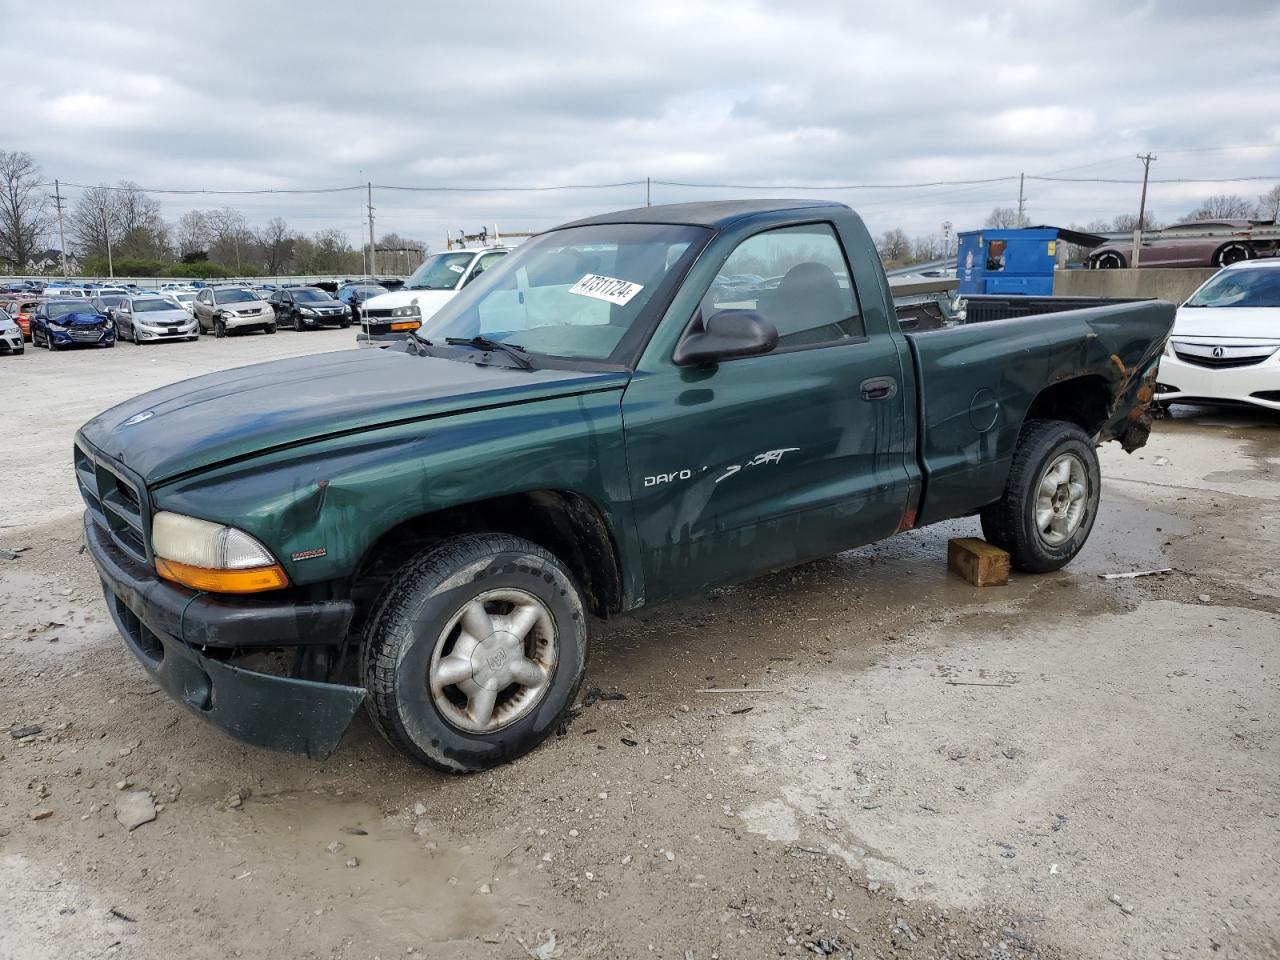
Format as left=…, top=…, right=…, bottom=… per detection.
left=1156, top=350, right=1280, bottom=411
left=222, top=312, right=273, bottom=330
left=50, top=326, right=115, bottom=346
left=137, top=319, right=198, bottom=340
left=2, top=331, right=22, bottom=352
left=84, top=514, right=365, bottom=758
left=298, top=312, right=349, bottom=327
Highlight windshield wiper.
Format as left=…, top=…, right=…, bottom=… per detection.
left=445, top=335, right=537, bottom=370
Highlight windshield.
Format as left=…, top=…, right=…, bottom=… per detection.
left=48, top=302, right=90, bottom=318
left=419, top=223, right=711, bottom=362
left=98, top=295, right=126, bottom=307
left=404, top=252, right=476, bottom=290
left=133, top=298, right=178, bottom=313
left=291, top=288, right=333, bottom=302
left=1185, top=268, right=1280, bottom=308
left=347, top=285, right=386, bottom=297
left=214, top=288, right=258, bottom=304
left=175, top=292, right=197, bottom=302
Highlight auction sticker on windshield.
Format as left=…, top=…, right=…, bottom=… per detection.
left=568, top=274, right=644, bottom=306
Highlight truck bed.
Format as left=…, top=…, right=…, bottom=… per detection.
left=902, top=297, right=1175, bottom=526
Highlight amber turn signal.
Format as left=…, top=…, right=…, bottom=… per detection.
left=155, top=557, right=289, bottom=594
left=389, top=320, right=421, bottom=331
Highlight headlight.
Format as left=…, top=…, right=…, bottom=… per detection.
left=104, top=319, right=114, bottom=330
left=390, top=305, right=421, bottom=319
left=48, top=322, right=67, bottom=332
left=301, top=308, right=316, bottom=316
left=151, top=511, right=289, bottom=593
left=1164, top=339, right=1174, bottom=358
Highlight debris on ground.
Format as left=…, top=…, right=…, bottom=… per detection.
left=114, top=791, right=157, bottom=832
left=9, top=724, right=41, bottom=739
left=325, top=841, right=345, bottom=855
left=580, top=687, right=628, bottom=708
left=29, top=808, right=54, bottom=821
left=1099, top=568, right=1173, bottom=580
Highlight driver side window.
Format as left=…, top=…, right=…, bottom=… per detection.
left=700, top=223, right=864, bottom=350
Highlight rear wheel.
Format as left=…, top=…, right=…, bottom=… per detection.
left=1215, top=243, right=1252, bottom=267
left=980, top=419, right=1101, bottom=572
left=362, top=533, right=588, bottom=772
left=1092, top=251, right=1125, bottom=269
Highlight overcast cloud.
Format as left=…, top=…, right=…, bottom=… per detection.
left=3, top=0, right=1279, bottom=246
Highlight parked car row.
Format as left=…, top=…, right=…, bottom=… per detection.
left=1089, top=218, right=1280, bottom=269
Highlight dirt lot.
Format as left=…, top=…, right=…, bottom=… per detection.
left=1, top=331, right=1278, bottom=960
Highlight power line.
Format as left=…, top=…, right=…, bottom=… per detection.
left=375, top=180, right=646, bottom=193
left=52, top=181, right=366, bottom=196
left=653, top=175, right=1020, bottom=190
left=1030, top=173, right=1279, bottom=184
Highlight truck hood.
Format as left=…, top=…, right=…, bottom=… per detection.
left=78, top=348, right=628, bottom=485
left=1173, top=306, right=1280, bottom=340
left=362, top=288, right=457, bottom=317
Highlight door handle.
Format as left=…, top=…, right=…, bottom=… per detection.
left=860, top=376, right=897, bottom=401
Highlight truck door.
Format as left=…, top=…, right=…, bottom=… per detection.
left=620, top=221, right=912, bottom=602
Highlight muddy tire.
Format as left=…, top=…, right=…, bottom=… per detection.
left=361, top=533, right=588, bottom=773
left=980, top=419, right=1101, bottom=573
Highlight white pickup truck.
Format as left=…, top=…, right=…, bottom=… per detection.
left=358, top=247, right=511, bottom=342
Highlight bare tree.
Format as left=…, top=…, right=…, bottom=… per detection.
left=0, top=150, right=51, bottom=271
left=69, top=182, right=167, bottom=261
left=205, top=207, right=251, bottom=272
left=1257, top=184, right=1280, bottom=220
left=1112, top=211, right=1159, bottom=232
left=984, top=207, right=1020, bottom=229
left=1183, top=194, right=1254, bottom=220
left=175, top=210, right=210, bottom=258
left=876, top=228, right=910, bottom=263
left=910, top=233, right=945, bottom=262
left=257, top=217, right=296, bottom=274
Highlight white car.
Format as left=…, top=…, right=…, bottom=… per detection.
left=168, top=290, right=199, bottom=315
left=358, top=248, right=510, bottom=341
left=1156, top=259, right=1280, bottom=412
left=0, top=307, right=24, bottom=355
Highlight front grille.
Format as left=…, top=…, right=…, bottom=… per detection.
left=70, top=327, right=103, bottom=342
left=364, top=308, right=393, bottom=319
left=1172, top=342, right=1277, bottom=370
left=75, top=443, right=151, bottom=564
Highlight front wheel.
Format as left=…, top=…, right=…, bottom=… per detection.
left=362, top=533, right=588, bottom=773
left=980, top=419, right=1101, bottom=573
left=265, top=323, right=276, bottom=335
left=215, top=319, right=226, bottom=339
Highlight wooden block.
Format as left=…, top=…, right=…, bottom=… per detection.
left=947, top=537, right=1009, bottom=587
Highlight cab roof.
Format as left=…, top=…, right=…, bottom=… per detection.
left=559, top=199, right=847, bottom=230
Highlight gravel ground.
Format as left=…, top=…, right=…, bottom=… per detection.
left=1, top=331, right=1277, bottom=960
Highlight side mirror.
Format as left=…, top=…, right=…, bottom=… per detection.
left=673, top=309, right=778, bottom=366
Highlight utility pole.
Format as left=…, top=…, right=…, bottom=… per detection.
left=52, top=180, right=69, bottom=277
left=367, top=182, right=376, bottom=278
left=646, top=177, right=651, bottom=207
left=1132, top=153, right=1156, bottom=268
left=1016, top=173, right=1026, bottom=227
left=102, top=206, right=114, bottom=279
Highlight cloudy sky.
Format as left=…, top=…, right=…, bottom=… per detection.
left=3, top=0, right=1279, bottom=249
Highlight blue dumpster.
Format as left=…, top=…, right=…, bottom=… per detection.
left=957, top=227, right=1060, bottom=296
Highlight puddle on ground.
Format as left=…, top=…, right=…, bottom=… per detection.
left=237, top=790, right=529, bottom=948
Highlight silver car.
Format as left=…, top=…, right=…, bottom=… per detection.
left=192, top=287, right=278, bottom=338
left=115, top=295, right=200, bottom=344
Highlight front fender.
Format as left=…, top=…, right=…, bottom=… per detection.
left=150, top=389, right=640, bottom=597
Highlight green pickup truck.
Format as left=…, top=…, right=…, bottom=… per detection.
left=76, top=200, right=1173, bottom=772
